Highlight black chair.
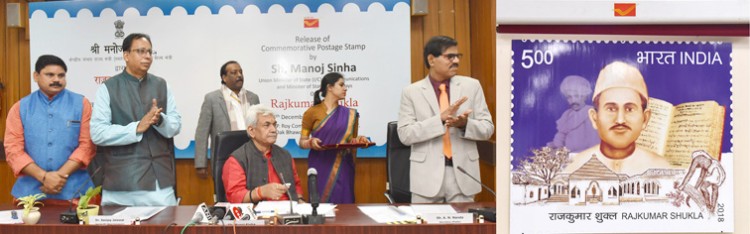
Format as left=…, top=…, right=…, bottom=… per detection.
left=0, top=140, right=5, bottom=161
left=384, top=121, right=411, bottom=203
left=211, top=130, right=250, bottom=203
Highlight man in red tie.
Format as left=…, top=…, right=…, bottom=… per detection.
left=397, top=36, right=495, bottom=203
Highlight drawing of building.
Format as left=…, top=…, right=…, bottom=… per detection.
left=519, top=155, right=685, bottom=205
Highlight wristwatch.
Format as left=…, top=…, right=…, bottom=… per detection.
left=155, top=115, right=164, bottom=126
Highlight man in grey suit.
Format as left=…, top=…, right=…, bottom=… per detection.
left=398, top=36, right=494, bottom=203
left=194, top=61, right=260, bottom=178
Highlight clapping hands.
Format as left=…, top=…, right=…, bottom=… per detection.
left=446, top=109, right=472, bottom=128
left=440, top=96, right=471, bottom=128
left=136, top=99, right=163, bottom=133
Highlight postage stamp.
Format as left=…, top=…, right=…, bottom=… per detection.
left=509, top=40, right=734, bottom=233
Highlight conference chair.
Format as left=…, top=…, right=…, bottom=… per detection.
left=384, top=121, right=411, bottom=203
left=0, top=141, right=5, bottom=160
left=211, top=130, right=250, bottom=203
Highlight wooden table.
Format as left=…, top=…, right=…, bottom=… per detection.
left=0, top=203, right=496, bottom=234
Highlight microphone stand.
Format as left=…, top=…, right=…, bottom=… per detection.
left=305, top=209, right=325, bottom=224
left=304, top=168, right=324, bottom=224
left=277, top=174, right=302, bottom=225
left=60, top=167, right=102, bottom=224
left=456, top=166, right=496, bottom=196
left=456, top=166, right=497, bottom=222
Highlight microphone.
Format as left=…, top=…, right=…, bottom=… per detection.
left=180, top=210, right=204, bottom=233
left=304, top=168, right=324, bottom=224
left=190, top=202, right=211, bottom=224
left=456, top=166, right=496, bottom=197
left=307, top=168, right=319, bottom=215
left=208, top=205, right=227, bottom=224
left=210, top=202, right=230, bottom=223
left=60, top=166, right=102, bottom=224
left=181, top=203, right=210, bottom=234
left=190, top=212, right=203, bottom=224
left=208, top=207, right=224, bottom=224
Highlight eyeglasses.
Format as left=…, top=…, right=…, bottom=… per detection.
left=129, top=48, right=153, bottom=56
left=441, top=53, right=463, bottom=60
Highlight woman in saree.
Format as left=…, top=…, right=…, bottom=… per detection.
left=299, top=72, right=369, bottom=204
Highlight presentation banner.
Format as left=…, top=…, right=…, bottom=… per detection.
left=29, top=0, right=410, bottom=158
left=509, top=40, right=734, bottom=233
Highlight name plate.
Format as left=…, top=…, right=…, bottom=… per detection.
left=220, top=219, right=266, bottom=225
left=89, top=216, right=133, bottom=225
left=423, top=213, right=473, bottom=224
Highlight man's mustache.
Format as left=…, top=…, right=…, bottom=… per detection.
left=609, top=123, right=631, bottom=130
left=49, top=82, right=63, bottom=87
left=450, top=63, right=459, bottom=68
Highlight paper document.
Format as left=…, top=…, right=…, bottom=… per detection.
left=295, top=203, right=337, bottom=217
left=358, top=205, right=415, bottom=223
left=409, top=204, right=457, bottom=215
left=0, top=209, right=23, bottom=224
left=112, top=206, right=166, bottom=220
left=254, top=201, right=336, bottom=217
left=254, top=201, right=298, bottom=214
